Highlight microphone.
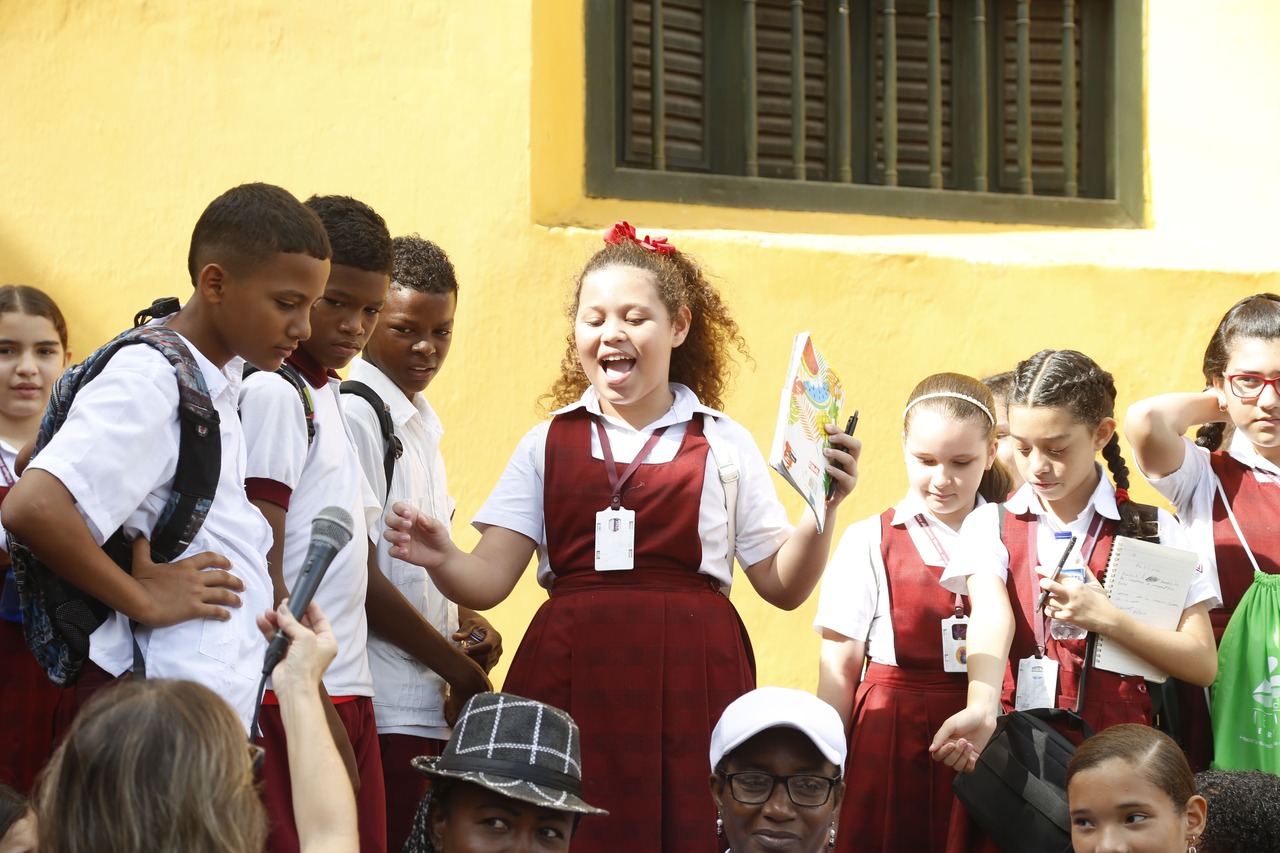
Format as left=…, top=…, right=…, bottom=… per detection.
left=262, top=506, right=354, bottom=676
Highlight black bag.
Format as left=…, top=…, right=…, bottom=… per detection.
left=339, top=379, right=402, bottom=500
left=953, top=707, right=1092, bottom=853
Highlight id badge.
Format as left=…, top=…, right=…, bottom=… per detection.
left=1014, top=656, right=1059, bottom=711
left=594, top=507, right=635, bottom=571
left=941, top=616, right=969, bottom=673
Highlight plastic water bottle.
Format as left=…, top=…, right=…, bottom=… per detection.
left=1049, top=566, right=1088, bottom=641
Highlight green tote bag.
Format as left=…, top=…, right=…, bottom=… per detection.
left=1211, top=572, right=1280, bottom=771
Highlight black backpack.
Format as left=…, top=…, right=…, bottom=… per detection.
left=339, top=380, right=402, bottom=500
left=9, top=311, right=221, bottom=687
left=241, top=362, right=317, bottom=445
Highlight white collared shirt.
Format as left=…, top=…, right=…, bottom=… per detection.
left=813, top=492, right=976, bottom=667
left=473, top=384, right=792, bottom=588
left=29, top=334, right=274, bottom=732
left=940, top=468, right=1218, bottom=611
left=343, top=357, right=458, bottom=737
left=1141, top=432, right=1280, bottom=598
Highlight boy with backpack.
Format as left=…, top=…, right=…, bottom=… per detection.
left=4, top=182, right=331, bottom=731
left=341, top=234, right=498, bottom=852
left=238, top=195, right=393, bottom=853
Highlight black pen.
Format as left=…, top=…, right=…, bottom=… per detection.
left=825, top=411, right=859, bottom=501
left=1035, top=534, right=1078, bottom=613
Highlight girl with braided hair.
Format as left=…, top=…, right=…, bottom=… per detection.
left=1127, top=293, right=1280, bottom=772
left=931, top=350, right=1218, bottom=785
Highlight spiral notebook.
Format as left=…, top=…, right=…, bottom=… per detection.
left=1091, top=536, right=1200, bottom=683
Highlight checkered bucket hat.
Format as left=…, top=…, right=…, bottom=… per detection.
left=411, top=692, right=608, bottom=816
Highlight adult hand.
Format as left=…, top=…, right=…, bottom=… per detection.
left=256, top=600, right=338, bottom=695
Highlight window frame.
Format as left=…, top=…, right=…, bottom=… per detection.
left=584, top=0, right=1145, bottom=228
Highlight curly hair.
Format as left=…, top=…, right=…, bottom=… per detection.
left=903, top=372, right=1012, bottom=504
left=1195, top=769, right=1280, bottom=853
left=1195, top=293, right=1280, bottom=451
left=392, top=234, right=459, bottom=296
left=1008, top=349, right=1148, bottom=538
left=36, top=679, right=266, bottom=853
left=542, top=236, right=748, bottom=412
left=304, top=195, right=393, bottom=275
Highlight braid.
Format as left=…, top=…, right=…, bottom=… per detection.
left=1195, top=421, right=1226, bottom=451
left=1101, top=433, right=1144, bottom=538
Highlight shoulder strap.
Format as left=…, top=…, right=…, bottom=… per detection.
left=244, top=363, right=316, bottom=445
left=702, top=414, right=739, bottom=574
left=340, top=380, right=403, bottom=499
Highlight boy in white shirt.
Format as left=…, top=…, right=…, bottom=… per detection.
left=4, top=182, right=330, bottom=732
left=238, top=195, right=392, bottom=853
left=342, top=234, right=498, bottom=853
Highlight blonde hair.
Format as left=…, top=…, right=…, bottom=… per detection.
left=36, top=679, right=266, bottom=853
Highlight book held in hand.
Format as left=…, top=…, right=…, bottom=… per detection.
left=1091, top=536, right=1201, bottom=683
left=767, top=332, right=844, bottom=533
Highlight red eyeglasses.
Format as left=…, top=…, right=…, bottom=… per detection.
left=1226, top=374, right=1280, bottom=398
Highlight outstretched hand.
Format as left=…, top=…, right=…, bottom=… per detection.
left=383, top=501, right=454, bottom=569
left=131, top=536, right=242, bottom=627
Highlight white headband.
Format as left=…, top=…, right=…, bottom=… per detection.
left=902, top=392, right=995, bottom=425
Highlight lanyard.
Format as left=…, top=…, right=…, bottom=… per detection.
left=1029, top=512, right=1105, bottom=655
left=594, top=419, right=668, bottom=507
left=913, top=513, right=965, bottom=617
left=0, top=454, right=14, bottom=488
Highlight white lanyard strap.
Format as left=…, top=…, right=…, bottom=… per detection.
left=1215, top=474, right=1263, bottom=575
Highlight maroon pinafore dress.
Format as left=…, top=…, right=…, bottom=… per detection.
left=1176, top=451, right=1280, bottom=769
left=502, top=410, right=756, bottom=853
left=837, top=512, right=968, bottom=853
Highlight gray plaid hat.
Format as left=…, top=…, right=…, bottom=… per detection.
left=411, top=692, right=608, bottom=816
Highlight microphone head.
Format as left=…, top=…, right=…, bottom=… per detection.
left=311, top=506, right=355, bottom=551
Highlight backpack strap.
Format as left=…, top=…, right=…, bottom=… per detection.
left=340, top=380, right=402, bottom=500
left=702, top=414, right=739, bottom=575
left=242, top=363, right=316, bottom=445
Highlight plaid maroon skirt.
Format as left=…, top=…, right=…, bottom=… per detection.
left=501, top=568, right=756, bottom=853
left=0, top=617, right=63, bottom=794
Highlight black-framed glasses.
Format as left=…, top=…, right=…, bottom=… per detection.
left=719, top=771, right=841, bottom=807
left=1226, top=374, right=1280, bottom=399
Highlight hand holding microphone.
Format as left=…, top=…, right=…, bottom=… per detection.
left=261, top=507, right=354, bottom=676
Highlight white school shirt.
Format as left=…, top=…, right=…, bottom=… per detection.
left=473, top=384, right=793, bottom=589
left=1140, top=432, right=1280, bottom=600
left=343, top=357, right=458, bottom=737
left=239, top=368, right=376, bottom=697
left=0, top=439, right=19, bottom=554
left=813, top=492, right=980, bottom=667
left=940, top=468, right=1219, bottom=613
left=28, top=336, right=274, bottom=732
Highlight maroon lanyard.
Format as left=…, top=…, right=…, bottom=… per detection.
left=594, top=419, right=668, bottom=507
left=1029, top=512, right=1105, bottom=655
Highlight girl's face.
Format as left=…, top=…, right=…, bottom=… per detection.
left=0, top=312, right=68, bottom=424
left=992, top=396, right=1025, bottom=491
left=1214, top=335, right=1280, bottom=464
left=430, top=782, right=574, bottom=852
left=574, top=265, right=690, bottom=429
left=902, top=409, right=996, bottom=530
left=1068, top=757, right=1206, bottom=853
left=1008, top=405, right=1113, bottom=523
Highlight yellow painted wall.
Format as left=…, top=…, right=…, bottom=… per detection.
left=2, top=0, right=1279, bottom=692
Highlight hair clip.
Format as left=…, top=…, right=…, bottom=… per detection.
left=603, top=220, right=676, bottom=256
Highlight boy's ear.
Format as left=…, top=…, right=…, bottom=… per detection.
left=197, top=263, right=229, bottom=304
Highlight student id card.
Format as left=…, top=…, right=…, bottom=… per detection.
left=941, top=615, right=969, bottom=673
left=1015, top=656, right=1059, bottom=711
left=595, top=507, right=635, bottom=571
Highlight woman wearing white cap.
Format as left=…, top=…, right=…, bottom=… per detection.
left=708, top=687, right=846, bottom=853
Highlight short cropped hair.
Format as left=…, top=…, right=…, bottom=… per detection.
left=392, top=234, right=458, bottom=296
left=187, top=183, right=331, bottom=285
left=304, top=195, right=393, bottom=275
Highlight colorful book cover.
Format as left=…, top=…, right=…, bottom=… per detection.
left=768, top=332, right=844, bottom=533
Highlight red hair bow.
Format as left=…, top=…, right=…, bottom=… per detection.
left=603, top=220, right=676, bottom=256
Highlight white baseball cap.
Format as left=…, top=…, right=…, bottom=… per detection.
left=709, top=687, right=847, bottom=771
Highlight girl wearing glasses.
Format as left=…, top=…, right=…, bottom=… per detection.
left=814, top=373, right=1010, bottom=853
left=709, top=687, right=847, bottom=853
left=1126, top=292, right=1280, bottom=772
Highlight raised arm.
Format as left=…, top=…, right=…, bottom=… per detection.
left=383, top=503, right=536, bottom=610
left=1124, top=390, right=1223, bottom=479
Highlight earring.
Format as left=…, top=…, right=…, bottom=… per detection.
left=828, top=824, right=837, bottom=849
left=716, top=813, right=723, bottom=838
left=1218, top=399, right=1228, bottom=412
left=1188, top=837, right=1199, bottom=853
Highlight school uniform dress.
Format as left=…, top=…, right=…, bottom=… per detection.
left=0, top=440, right=63, bottom=794
left=342, top=356, right=459, bottom=853
left=474, top=384, right=791, bottom=853
left=240, top=350, right=386, bottom=853
left=940, top=472, right=1218, bottom=853
left=1141, top=432, right=1280, bottom=767
left=813, top=495, right=975, bottom=853
left=28, top=336, right=274, bottom=731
